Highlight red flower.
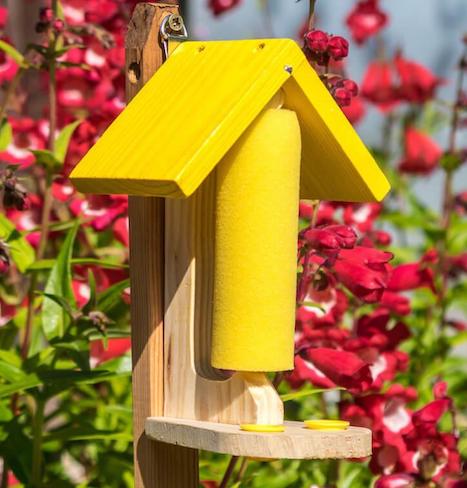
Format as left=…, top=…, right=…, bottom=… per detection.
left=287, top=355, right=336, bottom=390
left=0, top=7, right=8, bottom=29
left=342, top=95, right=366, bottom=125
left=0, top=118, right=46, bottom=168
left=70, top=195, right=128, bottom=231
left=395, top=54, right=443, bottom=104
left=433, top=381, right=448, bottom=400
left=374, top=474, right=415, bottom=488
left=208, top=0, right=241, bottom=16
left=361, top=61, right=400, bottom=111
left=0, top=43, right=18, bottom=84
left=380, top=291, right=411, bottom=316
left=307, top=347, right=372, bottom=393
left=303, top=224, right=357, bottom=252
left=399, top=127, right=442, bottom=175
left=412, top=399, right=450, bottom=427
left=90, top=338, right=131, bottom=366
left=333, top=247, right=393, bottom=303
left=388, top=261, right=435, bottom=293
left=346, top=0, right=388, bottom=44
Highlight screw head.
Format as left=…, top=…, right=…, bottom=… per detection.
left=168, top=14, right=184, bottom=32
left=284, top=65, right=293, bottom=74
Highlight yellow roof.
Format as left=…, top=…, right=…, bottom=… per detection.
left=70, top=39, right=390, bottom=202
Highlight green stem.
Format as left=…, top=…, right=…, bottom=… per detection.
left=310, top=200, right=321, bottom=228
left=234, top=457, right=248, bottom=484
left=437, top=45, right=466, bottom=328
left=31, top=399, right=45, bottom=487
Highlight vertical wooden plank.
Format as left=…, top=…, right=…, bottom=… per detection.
left=126, top=3, right=199, bottom=487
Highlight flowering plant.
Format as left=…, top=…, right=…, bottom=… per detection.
left=0, top=1, right=465, bottom=487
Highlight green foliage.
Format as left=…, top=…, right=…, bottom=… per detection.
left=0, top=215, right=35, bottom=272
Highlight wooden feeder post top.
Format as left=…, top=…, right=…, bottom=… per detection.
left=70, top=39, right=390, bottom=202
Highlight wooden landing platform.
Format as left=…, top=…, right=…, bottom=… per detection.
left=145, top=417, right=372, bottom=460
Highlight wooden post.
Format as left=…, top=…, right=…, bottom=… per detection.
left=126, top=3, right=199, bottom=487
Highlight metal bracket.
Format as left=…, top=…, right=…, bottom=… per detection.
left=160, top=14, right=189, bottom=60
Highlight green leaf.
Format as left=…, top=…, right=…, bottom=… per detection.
left=43, top=426, right=132, bottom=444
left=28, top=257, right=128, bottom=272
left=0, top=119, right=12, bottom=151
left=0, top=369, right=131, bottom=398
left=42, top=222, right=79, bottom=340
left=37, top=292, right=76, bottom=320
left=281, top=387, right=345, bottom=402
left=0, top=351, right=24, bottom=383
left=31, top=149, right=60, bottom=169
left=0, top=40, right=26, bottom=67
left=54, top=120, right=81, bottom=163
left=0, top=214, right=35, bottom=272
left=97, top=279, right=130, bottom=314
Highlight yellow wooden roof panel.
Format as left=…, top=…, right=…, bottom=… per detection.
left=70, top=39, right=390, bottom=202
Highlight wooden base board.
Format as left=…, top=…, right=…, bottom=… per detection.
left=145, top=417, right=372, bottom=460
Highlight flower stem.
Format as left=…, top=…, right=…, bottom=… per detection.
left=437, top=44, right=466, bottom=326
left=308, top=0, right=317, bottom=30
left=31, top=398, right=45, bottom=487
left=0, top=68, right=24, bottom=123
left=219, top=455, right=239, bottom=488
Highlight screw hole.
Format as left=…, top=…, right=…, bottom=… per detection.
left=198, top=45, right=206, bottom=53
left=128, top=62, right=141, bottom=84
left=258, top=42, right=266, bottom=50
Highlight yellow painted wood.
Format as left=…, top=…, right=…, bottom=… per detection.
left=70, top=38, right=390, bottom=202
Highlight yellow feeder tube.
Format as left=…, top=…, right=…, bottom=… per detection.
left=211, top=107, right=301, bottom=373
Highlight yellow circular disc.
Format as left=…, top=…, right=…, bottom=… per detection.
left=240, top=424, right=285, bottom=433
left=304, top=420, right=350, bottom=431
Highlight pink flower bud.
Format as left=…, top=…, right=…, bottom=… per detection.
left=342, top=79, right=359, bottom=97
left=328, top=36, right=349, bottom=60
left=39, top=7, right=53, bottom=23
left=334, top=87, right=352, bottom=107
left=433, top=381, right=448, bottom=399
left=53, top=19, right=65, bottom=33
left=305, top=30, right=329, bottom=53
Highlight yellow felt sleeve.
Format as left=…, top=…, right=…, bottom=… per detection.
left=211, top=108, right=301, bottom=372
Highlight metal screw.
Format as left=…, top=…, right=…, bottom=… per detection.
left=168, top=14, right=184, bottom=32
left=284, top=65, right=293, bottom=74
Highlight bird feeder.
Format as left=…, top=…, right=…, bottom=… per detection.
left=70, top=3, right=390, bottom=486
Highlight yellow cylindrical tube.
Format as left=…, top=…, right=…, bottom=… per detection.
left=211, top=108, right=301, bottom=372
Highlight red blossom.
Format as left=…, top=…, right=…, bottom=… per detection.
left=412, top=399, right=450, bottom=427
left=388, top=261, right=436, bottom=293
left=399, top=127, right=442, bottom=175
left=433, top=381, right=448, bottom=400
left=346, top=0, right=388, bottom=44
left=374, top=474, right=415, bottom=488
left=333, top=246, right=393, bottom=302
left=361, top=60, right=400, bottom=111
left=380, top=291, right=411, bottom=316
left=306, top=347, right=373, bottom=393
left=70, top=195, right=128, bottom=231
left=395, top=54, right=443, bottom=104
left=208, top=0, right=242, bottom=16
left=90, top=338, right=131, bottom=366
left=341, top=95, right=366, bottom=124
